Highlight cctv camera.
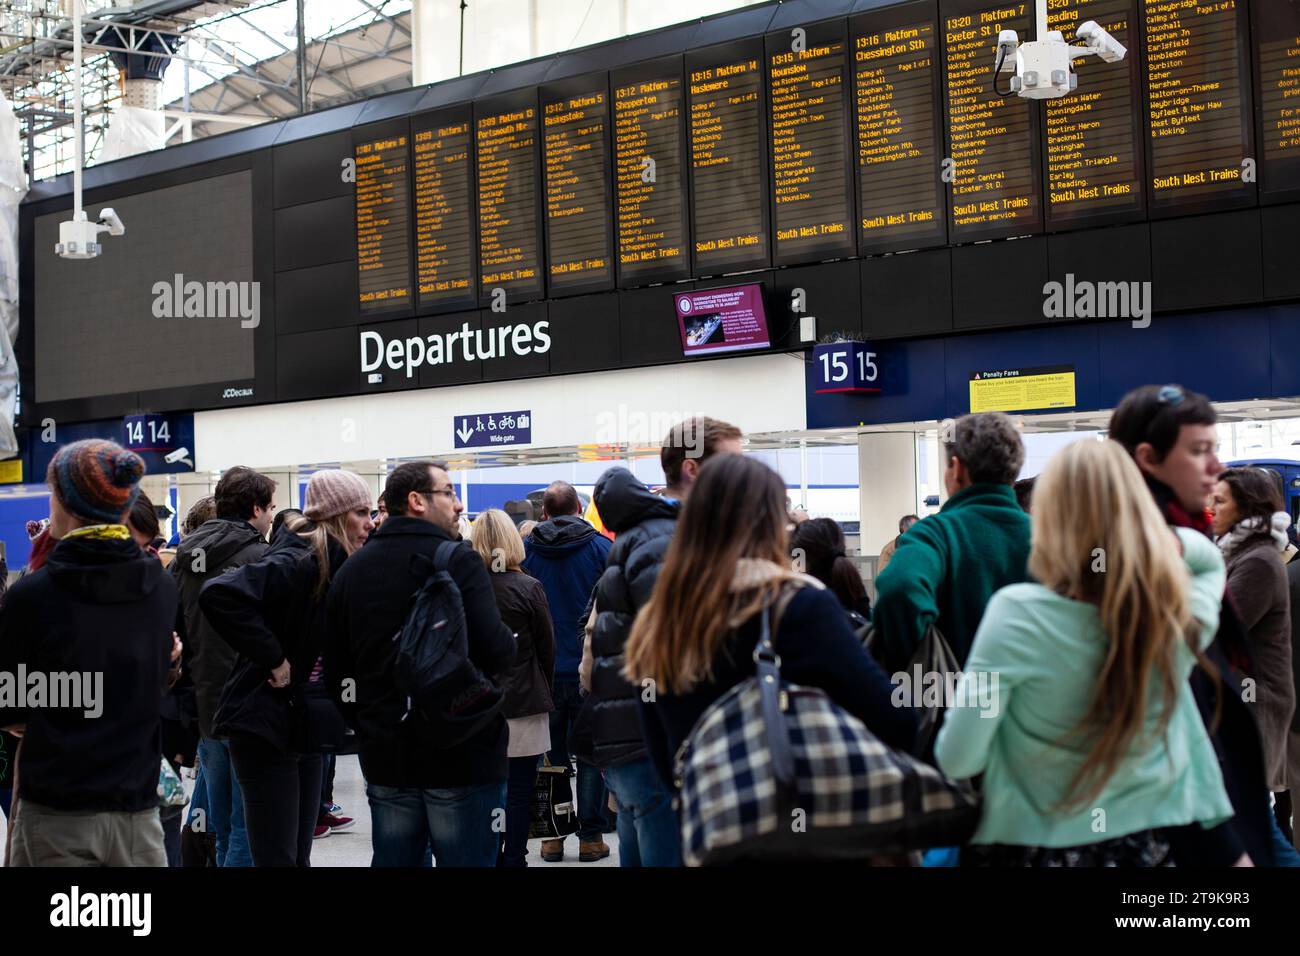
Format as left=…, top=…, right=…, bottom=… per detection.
left=97, top=207, right=125, bottom=237
left=1075, top=20, right=1126, bottom=65
left=163, top=446, right=191, bottom=465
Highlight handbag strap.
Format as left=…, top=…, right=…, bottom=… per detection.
left=752, top=603, right=796, bottom=793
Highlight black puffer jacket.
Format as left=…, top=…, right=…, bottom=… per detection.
left=171, top=518, right=269, bottom=738
left=199, top=525, right=347, bottom=753
left=589, top=468, right=680, bottom=769
left=489, top=570, right=555, bottom=719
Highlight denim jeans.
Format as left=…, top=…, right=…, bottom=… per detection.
left=197, top=737, right=252, bottom=867
left=229, top=733, right=322, bottom=867
left=1268, top=802, right=1300, bottom=867
left=547, top=681, right=606, bottom=842
left=186, top=763, right=208, bottom=828
left=603, top=756, right=683, bottom=867
left=499, top=755, right=541, bottom=867
left=367, top=780, right=507, bottom=867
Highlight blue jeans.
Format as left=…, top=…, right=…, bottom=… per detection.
left=603, top=756, right=683, bottom=867
left=367, top=780, right=507, bottom=867
left=198, top=737, right=252, bottom=868
left=547, top=681, right=606, bottom=842
left=1269, top=804, right=1300, bottom=866
left=186, top=764, right=208, bottom=827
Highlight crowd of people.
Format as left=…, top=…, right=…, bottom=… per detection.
left=0, top=383, right=1296, bottom=867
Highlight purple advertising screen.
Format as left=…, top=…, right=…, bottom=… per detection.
left=674, top=283, right=771, bottom=357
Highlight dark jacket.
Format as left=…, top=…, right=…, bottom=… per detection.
left=1287, top=558, right=1300, bottom=734
left=640, top=586, right=918, bottom=790
left=589, top=468, right=679, bottom=768
left=200, top=525, right=347, bottom=753
left=171, top=518, right=269, bottom=738
left=1148, top=477, right=1275, bottom=867
left=489, top=570, right=555, bottom=719
left=0, top=532, right=174, bottom=812
left=1222, top=534, right=1294, bottom=791
left=873, top=483, right=1031, bottom=673
left=522, top=515, right=612, bottom=682
left=323, top=516, right=516, bottom=788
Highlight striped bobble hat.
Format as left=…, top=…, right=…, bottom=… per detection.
left=48, top=439, right=145, bottom=524
left=303, top=469, right=373, bottom=521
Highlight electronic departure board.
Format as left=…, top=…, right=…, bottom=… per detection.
left=767, top=22, right=856, bottom=264
left=1253, top=0, right=1300, bottom=202
left=412, top=108, right=477, bottom=313
left=852, top=4, right=946, bottom=254
left=687, top=40, right=771, bottom=274
left=476, top=96, right=544, bottom=303
left=1044, top=0, right=1144, bottom=228
left=355, top=128, right=412, bottom=316
left=613, top=58, right=691, bottom=286
left=1144, top=0, right=1255, bottom=214
left=943, top=1, right=1041, bottom=241
left=542, top=77, right=614, bottom=295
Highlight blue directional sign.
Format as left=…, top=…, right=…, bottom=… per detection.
left=812, top=341, right=882, bottom=394
left=454, top=410, right=532, bottom=449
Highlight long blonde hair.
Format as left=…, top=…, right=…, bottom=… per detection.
left=470, top=509, right=525, bottom=572
left=1030, top=438, right=1203, bottom=809
left=286, top=511, right=356, bottom=599
left=624, top=455, right=797, bottom=695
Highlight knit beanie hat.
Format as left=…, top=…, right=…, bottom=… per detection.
left=303, top=469, right=373, bottom=521
left=48, top=439, right=145, bottom=524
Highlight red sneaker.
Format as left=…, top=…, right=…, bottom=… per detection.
left=313, top=824, right=331, bottom=839
left=318, top=811, right=354, bottom=832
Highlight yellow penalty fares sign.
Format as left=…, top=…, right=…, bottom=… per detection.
left=969, top=365, right=1076, bottom=414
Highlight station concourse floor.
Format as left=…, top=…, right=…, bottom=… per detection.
left=311, top=754, right=620, bottom=868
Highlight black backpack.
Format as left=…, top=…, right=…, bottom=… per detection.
left=394, top=540, right=504, bottom=748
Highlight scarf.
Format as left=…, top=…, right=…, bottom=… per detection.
left=726, top=558, right=823, bottom=628
left=1217, top=512, right=1291, bottom=559
left=63, top=524, right=131, bottom=542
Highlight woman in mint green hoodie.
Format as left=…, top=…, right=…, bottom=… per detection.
left=935, top=438, right=1240, bottom=866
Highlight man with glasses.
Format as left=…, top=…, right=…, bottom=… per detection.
left=323, top=460, right=515, bottom=866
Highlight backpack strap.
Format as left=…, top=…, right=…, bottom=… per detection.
left=432, top=539, right=460, bottom=575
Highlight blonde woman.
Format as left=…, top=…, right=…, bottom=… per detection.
left=200, top=469, right=374, bottom=866
left=471, top=509, right=555, bottom=866
left=935, top=439, right=1239, bottom=866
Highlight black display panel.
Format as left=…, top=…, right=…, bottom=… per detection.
left=475, top=93, right=545, bottom=303
left=1253, top=0, right=1300, bottom=204
left=851, top=2, right=947, bottom=254
left=354, top=122, right=413, bottom=317
left=766, top=20, right=857, bottom=264
left=1044, top=0, right=1145, bottom=228
left=613, top=57, right=691, bottom=286
left=942, top=0, right=1043, bottom=242
left=412, top=106, right=478, bottom=313
left=687, top=39, right=772, bottom=274
left=1143, top=0, right=1255, bottom=215
left=541, top=75, right=615, bottom=295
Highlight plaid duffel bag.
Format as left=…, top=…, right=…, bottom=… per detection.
left=674, top=603, right=979, bottom=866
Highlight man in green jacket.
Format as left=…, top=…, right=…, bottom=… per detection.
left=874, top=411, right=1032, bottom=675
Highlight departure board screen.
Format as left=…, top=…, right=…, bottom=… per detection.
left=1044, top=0, right=1144, bottom=227
left=412, top=109, right=476, bottom=312
left=355, top=131, right=412, bottom=315
left=1144, top=0, right=1254, bottom=213
left=613, top=60, right=690, bottom=285
left=687, top=42, right=771, bottom=274
left=943, top=2, right=1042, bottom=241
left=1254, top=0, right=1300, bottom=201
left=852, top=6, right=946, bottom=254
left=767, top=25, right=856, bottom=264
left=476, top=100, right=544, bottom=302
left=542, top=80, right=614, bottom=294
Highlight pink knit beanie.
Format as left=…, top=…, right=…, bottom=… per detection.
left=303, top=469, right=373, bottom=521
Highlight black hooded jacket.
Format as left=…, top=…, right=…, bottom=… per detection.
left=199, top=525, right=347, bottom=753
left=589, top=468, right=680, bottom=768
left=171, top=518, right=269, bottom=738
left=0, top=533, right=174, bottom=811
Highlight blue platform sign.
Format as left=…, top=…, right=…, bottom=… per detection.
left=454, top=410, right=532, bottom=449
left=122, top=413, right=196, bottom=473
left=813, top=341, right=882, bottom=394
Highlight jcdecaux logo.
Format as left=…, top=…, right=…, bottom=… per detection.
left=360, top=320, right=551, bottom=380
